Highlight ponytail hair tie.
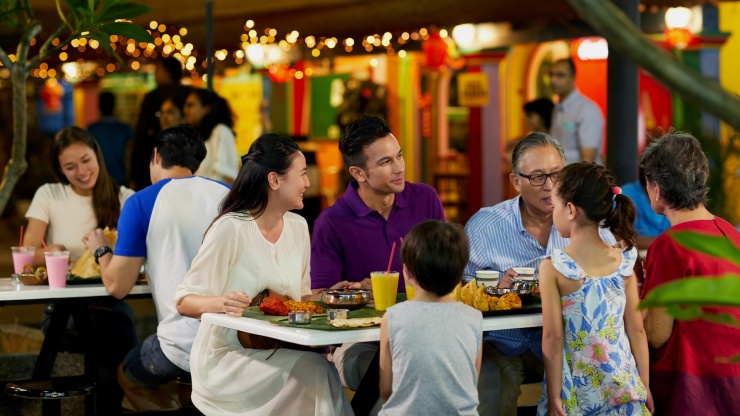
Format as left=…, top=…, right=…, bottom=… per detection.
left=612, top=186, right=622, bottom=201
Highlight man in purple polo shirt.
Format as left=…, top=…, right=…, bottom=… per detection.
left=311, top=115, right=444, bottom=294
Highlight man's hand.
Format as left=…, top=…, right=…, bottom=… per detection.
left=500, top=269, right=519, bottom=288
left=222, top=290, right=251, bottom=317
left=329, top=278, right=374, bottom=299
left=82, top=228, right=111, bottom=254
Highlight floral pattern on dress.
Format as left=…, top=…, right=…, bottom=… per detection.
left=537, top=247, right=650, bottom=416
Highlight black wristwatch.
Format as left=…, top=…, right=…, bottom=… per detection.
left=94, top=246, right=113, bottom=264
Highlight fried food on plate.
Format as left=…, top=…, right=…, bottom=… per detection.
left=330, top=317, right=382, bottom=328
left=284, top=300, right=324, bottom=314
left=451, top=282, right=462, bottom=302
left=472, top=284, right=489, bottom=312
left=488, top=295, right=499, bottom=311
left=461, top=279, right=477, bottom=305
left=70, top=228, right=118, bottom=278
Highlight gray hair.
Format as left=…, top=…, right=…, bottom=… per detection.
left=511, top=132, right=566, bottom=173
left=638, top=132, right=708, bottom=210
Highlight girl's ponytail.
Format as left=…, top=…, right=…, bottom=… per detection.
left=604, top=193, right=637, bottom=250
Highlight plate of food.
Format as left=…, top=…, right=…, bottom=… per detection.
left=454, top=279, right=541, bottom=316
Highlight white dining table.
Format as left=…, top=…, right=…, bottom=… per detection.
left=201, top=308, right=542, bottom=416
left=201, top=310, right=543, bottom=346
left=0, top=277, right=151, bottom=304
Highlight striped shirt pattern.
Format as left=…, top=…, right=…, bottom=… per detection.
left=464, top=196, right=616, bottom=357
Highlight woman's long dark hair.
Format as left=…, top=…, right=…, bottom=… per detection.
left=51, top=126, right=121, bottom=228
left=189, top=88, right=234, bottom=141
left=555, top=162, right=637, bottom=250
left=212, top=134, right=299, bottom=226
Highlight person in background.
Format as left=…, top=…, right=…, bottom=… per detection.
left=379, top=220, right=482, bottom=416
left=184, top=88, right=240, bottom=183
left=83, top=125, right=230, bottom=411
left=537, top=162, right=652, bottom=415
left=158, top=95, right=186, bottom=131
left=465, top=132, right=616, bottom=416
left=620, top=168, right=671, bottom=251
left=640, top=132, right=740, bottom=415
left=87, top=91, right=132, bottom=186
left=175, top=134, right=352, bottom=416
left=524, top=98, right=554, bottom=134
left=24, top=126, right=138, bottom=414
left=549, top=58, right=604, bottom=164
left=130, top=57, right=190, bottom=190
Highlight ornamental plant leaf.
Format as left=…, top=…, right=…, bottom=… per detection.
left=640, top=275, right=740, bottom=309
left=95, top=3, right=151, bottom=23
left=98, top=21, right=152, bottom=42
left=669, top=231, right=740, bottom=267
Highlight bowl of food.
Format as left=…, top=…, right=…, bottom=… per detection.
left=487, top=287, right=532, bottom=304
left=13, top=265, right=48, bottom=286
left=322, top=289, right=370, bottom=311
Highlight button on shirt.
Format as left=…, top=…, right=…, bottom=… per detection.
left=465, top=196, right=616, bottom=357
left=550, top=89, right=604, bottom=164
left=311, top=180, right=445, bottom=292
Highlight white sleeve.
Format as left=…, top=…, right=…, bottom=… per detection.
left=25, top=184, right=53, bottom=224
left=300, top=222, right=312, bottom=298
left=210, top=124, right=240, bottom=180
left=174, top=216, right=241, bottom=302
left=119, top=186, right=135, bottom=206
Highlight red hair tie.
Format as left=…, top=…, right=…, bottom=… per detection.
left=612, top=186, right=622, bottom=200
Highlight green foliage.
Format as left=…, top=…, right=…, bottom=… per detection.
left=640, top=232, right=740, bottom=328
left=670, top=230, right=740, bottom=267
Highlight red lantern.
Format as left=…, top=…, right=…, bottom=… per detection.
left=664, top=28, right=694, bottom=49
left=268, top=64, right=290, bottom=83
left=422, top=33, right=449, bottom=68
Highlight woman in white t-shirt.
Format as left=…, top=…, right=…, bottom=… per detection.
left=175, top=134, right=352, bottom=416
left=23, top=126, right=138, bottom=414
left=184, top=88, right=239, bottom=183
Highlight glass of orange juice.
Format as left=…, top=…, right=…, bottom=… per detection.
left=371, top=271, right=399, bottom=310
left=405, top=283, right=416, bottom=301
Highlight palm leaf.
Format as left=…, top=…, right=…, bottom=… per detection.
left=98, top=21, right=152, bottom=42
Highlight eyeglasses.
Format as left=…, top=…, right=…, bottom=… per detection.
left=517, top=171, right=560, bottom=186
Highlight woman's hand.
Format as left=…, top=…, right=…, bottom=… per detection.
left=222, top=290, right=251, bottom=317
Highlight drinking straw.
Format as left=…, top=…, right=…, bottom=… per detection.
left=386, top=241, right=396, bottom=274
left=19, top=226, right=23, bottom=247
left=37, top=233, right=48, bottom=252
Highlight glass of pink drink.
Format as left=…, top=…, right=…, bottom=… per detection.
left=45, top=251, right=70, bottom=289
left=11, top=246, right=36, bottom=274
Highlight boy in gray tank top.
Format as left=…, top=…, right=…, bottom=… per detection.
left=379, top=220, right=483, bottom=416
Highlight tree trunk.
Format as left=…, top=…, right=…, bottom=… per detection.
left=566, top=0, right=740, bottom=132
left=0, top=64, right=30, bottom=215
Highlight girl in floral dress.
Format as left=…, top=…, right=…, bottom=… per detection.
left=538, top=162, right=654, bottom=416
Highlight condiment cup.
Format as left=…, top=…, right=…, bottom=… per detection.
left=326, top=309, right=349, bottom=322
left=288, top=311, right=312, bottom=325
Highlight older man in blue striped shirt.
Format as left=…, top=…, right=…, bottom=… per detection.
left=465, top=132, right=615, bottom=416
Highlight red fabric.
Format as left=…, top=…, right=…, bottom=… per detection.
left=643, top=217, right=740, bottom=415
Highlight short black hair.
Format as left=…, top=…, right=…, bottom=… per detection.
left=98, top=92, right=115, bottom=115
left=339, top=115, right=392, bottom=170
left=151, top=125, right=206, bottom=173
left=401, top=220, right=469, bottom=296
left=523, top=98, right=554, bottom=129
left=159, top=56, right=183, bottom=82
left=554, top=58, right=576, bottom=78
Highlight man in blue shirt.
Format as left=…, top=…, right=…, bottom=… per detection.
left=465, top=132, right=615, bottom=415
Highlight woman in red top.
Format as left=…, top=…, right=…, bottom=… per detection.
left=640, top=132, right=740, bottom=416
